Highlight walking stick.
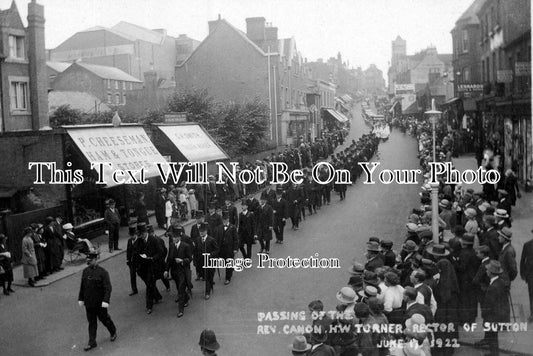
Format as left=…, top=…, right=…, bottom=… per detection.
left=508, top=291, right=517, bottom=322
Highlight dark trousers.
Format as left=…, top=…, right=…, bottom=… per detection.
left=259, top=239, right=270, bottom=252
left=340, top=190, right=346, bottom=200
left=486, top=330, right=499, bottom=356
left=171, top=273, right=189, bottom=312
left=108, top=224, right=120, bottom=250
left=140, top=273, right=161, bottom=309
left=240, top=238, right=252, bottom=259
left=274, top=220, right=285, bottom=242
left=204, top=267, right=215, bottom=295
left=528, top=281, right=533, bottom=317
left=194, top=254, right=204, bottom=279
left=158, top=276, right=170, bottom=291
left=85, top=307, right=116, bottom=346
left=128, top=264, right=138, bottom=293
left=220, top=250, right=234, bottom=281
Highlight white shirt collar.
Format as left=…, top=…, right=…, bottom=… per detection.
left=482, top=257, right=490, bottom=263
left=490, top=276, right=498, bottom=285
left=311, top=343, right=323, bottom=351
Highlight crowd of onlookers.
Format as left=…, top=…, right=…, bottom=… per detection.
left=286, top=114, right=525, bottom=356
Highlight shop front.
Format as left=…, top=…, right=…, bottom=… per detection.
left=322, top=108, right=349, bottom=132
left=280, top=110, right=310, bottom=147
left=63, top=124, right=167, bottom=236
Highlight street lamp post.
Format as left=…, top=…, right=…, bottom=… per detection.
left=425, top=99, right=442, bottom=244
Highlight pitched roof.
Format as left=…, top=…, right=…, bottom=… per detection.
left=49, top=91, right=111, bottom=114
left=47, top=61, right=72, bottom=73
left=111, top=21, right=166, bottom=44
left=0, top=1, right=24, bottom=30
left=456, top=0, right=486, bottom=25
left=75, top=62, right=142, bottom=82
left=177, top=18, right=268, bottom=68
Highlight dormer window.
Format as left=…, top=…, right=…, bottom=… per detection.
left=8, top=35, right=25, bottom=59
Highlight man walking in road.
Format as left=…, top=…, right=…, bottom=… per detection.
left=78, top=251, right=117, bottom=351
left=199, top=222, right=219, bottom=300
left=104, top=199, right=121, bottom=253
left=520, top=229, right=533, bottom=322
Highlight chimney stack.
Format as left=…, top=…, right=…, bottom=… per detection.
left=245, top=17, right=266, bottom=43
left=27, top=0, right=49, bottom=130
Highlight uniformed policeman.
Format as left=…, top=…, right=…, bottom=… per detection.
left=78, top=250, right=117, bottom=351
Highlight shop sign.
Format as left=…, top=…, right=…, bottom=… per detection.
left=497, top=70, right=513, bottom=83
left=394, top=84, right=415, bottom=94
left=515, top=62, right=531, bottom=76
left=457, top=84, right=483, bottom=92
left=164, top=112, right=187, bottom=123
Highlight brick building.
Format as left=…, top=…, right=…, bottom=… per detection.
left=51, top=62, right=143, bottom=107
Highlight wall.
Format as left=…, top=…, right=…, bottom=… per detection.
left=0, top=131, right=66, bottom=208
left=52, top=68, right=105, bottom=101
left=175, top=22, right=269, bottom=104
left=1, top=61, right=32, bottom=131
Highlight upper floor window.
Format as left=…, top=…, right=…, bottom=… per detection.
left=122, top=81, right=126, bottom=90
left=114, top=80, right=119, bottom=90
left=115, top=93, right=120, bottom=105
left=462, top=30, right=469, bottom=53
left=9, top=79, right=29, bottom=112
left=129, top=82, right=133, bottom=90
left=463, top=67, right=471, bottom=82
left=8, top=35, right=25, bottom=59
left=107, top=80, right=111, bottom=89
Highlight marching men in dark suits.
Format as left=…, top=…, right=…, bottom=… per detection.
left=78, top=251, right=117, bottom=351
left=215, top=211, right=239, bottom=285
left=126, top=225, right=139, bottom=296
left=498, top=227, right=518, bottom=288
left=104, top=199, right=121, bottom=253
left=165, top=227, right=192, bottom=318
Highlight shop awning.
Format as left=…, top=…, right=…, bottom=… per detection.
left=402, top=101, right=420, bottom=115
left=389, top=101, right=400, bottom=113
left=325, top=109, right=349, bottom=123
left=65, top=125, right=167, bottom=187
left=155, top=123, right=229, bottom=162
left=443, top=97, right=461, bottom=105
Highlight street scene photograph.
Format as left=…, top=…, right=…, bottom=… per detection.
left=0, top=0, right=531, bottom=355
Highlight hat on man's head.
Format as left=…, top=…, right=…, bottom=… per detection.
left=405, top=313, right=426, bottom=329
left=348, top=262, right=365, bottom=275
left=62, top=223, right=73, bottom=230
left=354, top=302, right=370, bottom=319
left=498, top=227, right=512, bottom=240
left=198, top=329, right=220, bottom=351
left=418, top=230, right=433, bottom=240
left=310, top=318, right=331, bottom=343
left=137, top=222, right=147, bottom=233
left=108, top=199, right=115, bottom=205
left=195, top=210, right=204, bottom=219
left=128, top=226, right=137, bottom=236
left=460, top=233, right=475, bottom=245
left=486, top=260, right=504, bottom=274
left=364, top=285, right=378, bottom=298
left=208, top=202, right=216, bottom=210
left=199, top=222, right=209, bottom=232
left=426, top=244, right=450, bottom=257
left=439, top=199, right=451, bottom=209
left=368, top=236, right=380, bottom=244
left=406, top=223, right=419, bottom=232
left=288, top=335, right=312, bottom=353
left=366, top=241, right=381, bottom=252
left=380, top=239, right=393, bottom=249
left=221, top=210, right=230, bottom=220
left=348, top=275, right=364, bottom=289
left=465, top=208, right=477, bottom=218
left=402, top=240, right=418, bottom=253
left=45, top=216, right=54, bottom=224
left=495, top=209, right=509, bottom=218
left=336, top=287, right=356, bottom=304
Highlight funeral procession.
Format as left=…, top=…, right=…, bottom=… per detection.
left=0, top=0, right=532, bottom=355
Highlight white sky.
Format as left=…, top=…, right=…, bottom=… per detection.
left=4, top=0, right=473, bottom=75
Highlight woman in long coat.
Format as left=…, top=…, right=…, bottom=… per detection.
left=31, top=223, right=48, bottom=280
left=0, top=234, right=15, bottom=294
left=21, top=227, right=38, bottom=287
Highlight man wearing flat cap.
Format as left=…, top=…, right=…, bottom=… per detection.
left=364, top=241, right=384, bottom=272
left=78, top=251, right=117, bottom=351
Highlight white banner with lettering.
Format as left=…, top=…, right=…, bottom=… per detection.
left=66, top=126, right=166, bottom=187
left=157, top=124, right=229, bottom=162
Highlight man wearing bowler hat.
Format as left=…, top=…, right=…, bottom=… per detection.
left=165, top=224, right=192, bottom=318
left=477, top=260, right=510, bottom=354
left=257, top=196, right=274, bottom=254
left=78, top=250, right=117, bottom=351
left=190, top=210, right=206, bottom=281
left=238, top=200, right=255, bottom=259
left=380, top=240, right=396, bottom=267
left=364, top=241, right=384, bottom=272
left=289, top=335, right=312, bottom=355
left=199, top=222, right=218, bottom=300
left=199, top=329, right=220, bottom=356
left=497, top=227, right=517, bottom=287
left=215, top=211, right=238, bottom=285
